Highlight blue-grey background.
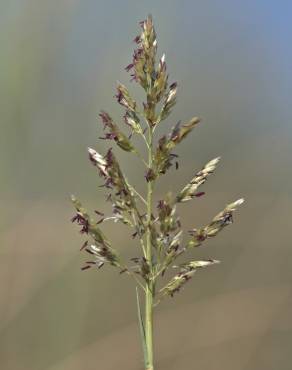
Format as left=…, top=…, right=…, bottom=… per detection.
left=1, top=1, right=292, bottom=369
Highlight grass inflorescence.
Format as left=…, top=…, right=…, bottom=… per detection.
left=70, top=14, right=244, bottom=370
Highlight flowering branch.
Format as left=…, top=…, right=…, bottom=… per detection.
left=70, top=14, right=244, bottom=370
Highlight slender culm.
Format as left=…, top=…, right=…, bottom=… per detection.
left=70, top=14, right=244, bottom=370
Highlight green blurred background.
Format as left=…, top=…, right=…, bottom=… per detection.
left=1, top=1, right=292, bottom=369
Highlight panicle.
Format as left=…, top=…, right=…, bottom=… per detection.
left=70, top=14, right=245, bottom=308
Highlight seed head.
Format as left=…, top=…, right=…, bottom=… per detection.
left=70, top=15, right=245, bottom=315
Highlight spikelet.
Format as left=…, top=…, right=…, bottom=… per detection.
left=158, top=82, right=177, bottom=122
left=146, top=117, right=201, bottom=181
left=124, top=110, right=143, bottom=135
left=159, top=270, right=196, bottom=297
left=88, top=147, right=143, bottom=228
left=175, top=259, right=220, bottom=272
left=176, top=157, right=220, bottom=202
left=71, top=196, right=120, bottom=271
left=115, top=82, right=137, bottom=111
left=187, top=199, right=245, bottom=248
left=125, top=15, right=157, bottom=92
left=160, top=259, right=220, bottom=297
left=99, top=111, right=136, bottom=152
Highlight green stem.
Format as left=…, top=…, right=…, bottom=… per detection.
left=145, top=283, right=154, bottom=369
left=145, top=126, right=154, bottom=370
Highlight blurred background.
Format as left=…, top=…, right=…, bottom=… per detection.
left=1, top=1, right=292, bottom=369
